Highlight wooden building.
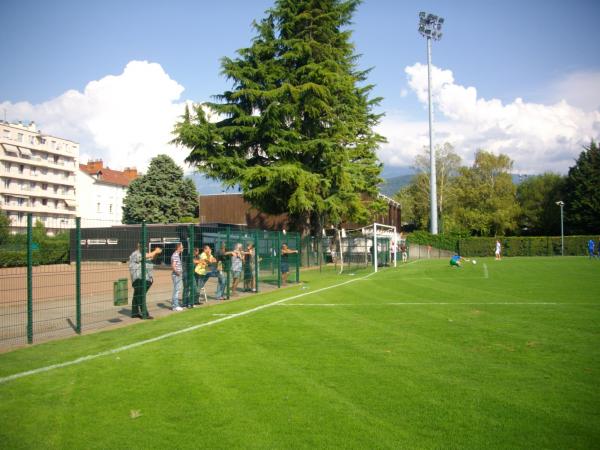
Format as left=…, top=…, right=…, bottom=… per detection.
left=198, top=193, right=401, bottom=231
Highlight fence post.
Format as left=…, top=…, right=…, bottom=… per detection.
left=141, top=222, right=148, bottom=319
left=226, top=226, right=231, bottom=299
left=27, top=213, right=33, bottom=344
left=188, top=224, right=195, bottom=306
left=296, top=233, right=301, bottom=283
left=277, top=231, right=282, bottom=288
left=254, top=231, right=259, bottom=293
left=75, top=217, right=81, bottom=334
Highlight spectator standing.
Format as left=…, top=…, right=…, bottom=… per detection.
left=495, top=240, right=502, bottom=260
left=224, top=243, right=244, bottom=296
left=281, top=244, right=298, bottom=284
left=171, top=243, right=184, bottom=311
left=400, top=242, right=408, bottom=263
left=198, top=244, right=226, bottom=300
left=244, top=242, right=256, bottom=292
left=588, top=239, right=595, bottom=259
left=129, top=244, right=162, bottom=320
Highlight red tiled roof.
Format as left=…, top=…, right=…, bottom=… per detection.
left=79, top=164, right=136, bottom=187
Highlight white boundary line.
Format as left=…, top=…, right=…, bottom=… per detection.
left=278, top=302, right=575, bottom=306
left=0, top=270, right=378, bottom=385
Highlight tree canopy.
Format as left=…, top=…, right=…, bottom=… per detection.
left=564, top=140, right=600, bottom=234
left=0, top=210, right=10, bottom=244
left=172, top=0, right=385, bottom=234
left=516, top=173, right=565, bottom=235
left=449, top=151, right=519, bottom=236
left=122, top=155, right=198, bottom=224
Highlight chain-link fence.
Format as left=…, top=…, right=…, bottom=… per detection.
left=0, top=216, right=304, bottom=348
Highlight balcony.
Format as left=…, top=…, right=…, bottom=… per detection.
left=1, top=201, right=77, bottom=216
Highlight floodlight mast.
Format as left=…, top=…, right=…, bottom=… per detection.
left=418, top=12, right=444, bottom=235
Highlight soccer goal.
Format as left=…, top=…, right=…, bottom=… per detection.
left=337, top=223, right=397, bottom=273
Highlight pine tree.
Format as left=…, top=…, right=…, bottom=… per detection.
left=564, top=141, right=600, bottom=234
left=173, top=0, right=385, bottom=235
left=122, top=155, right=198, bottom=224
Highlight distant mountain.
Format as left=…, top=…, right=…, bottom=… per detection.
left=378, top=174, right=415, bottom=197
left=187, top=173, right=238, bottom=195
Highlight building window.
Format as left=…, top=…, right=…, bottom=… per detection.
left=42, top=199, right=47, bottom=206
left=96, top=203, right=101, bottom=213
left=109, top=204, right=113, bottom=213
left=2, top=130, right=10, bottom=139
left=19, top=164, right=24, bottom=174
left=17, top=198, right=24, bottom=206
left=53, top=155, right=59, bottom=163
left=17, top=133, right=23, bottom=142
left=3, top=179, right=9, bottom=189
left=42, top=183, right=48, bottom=190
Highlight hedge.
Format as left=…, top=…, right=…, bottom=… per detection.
left=406, top=232, right=597, bottom=257
left=458, top=236, right=596, bottom=257
left=0, top=240, right=70, bottom=268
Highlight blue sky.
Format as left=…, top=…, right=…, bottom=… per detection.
left=1, top=0, right=599, bottom=180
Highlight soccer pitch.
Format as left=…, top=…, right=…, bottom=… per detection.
left=0, top=257, right=598, bottom=449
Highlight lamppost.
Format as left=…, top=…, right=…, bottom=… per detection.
left=418, top=12, right=445, bottom=235
left=556, top=201, right=564, bottom=256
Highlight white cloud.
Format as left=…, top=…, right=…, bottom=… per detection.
left=377, top=63, right=600, bottom=174
left=549, top=71, right=600, bottom=112
left=0, top=61, right=192, bottom=172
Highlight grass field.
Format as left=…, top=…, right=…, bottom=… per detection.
left=0, top=257, right=598, bottom=449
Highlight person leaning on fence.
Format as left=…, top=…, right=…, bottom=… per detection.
left=171, top=243, right=184, bottom=311
left=129, top=244, right=162, bottom=320
left=197, top=244, right=226, bottom=300
left=400, top=242, right=408, bottom=263
left=281, top=243, right=298, bottom=284
left=243, top=242, right=256, bottom=292
left=224, top=243, right=244, bottom=296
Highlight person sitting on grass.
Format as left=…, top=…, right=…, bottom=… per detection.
left=449, top=254, right=470, bottom=268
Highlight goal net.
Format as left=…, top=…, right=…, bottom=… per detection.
left=336, top=223, right=398, bottom=273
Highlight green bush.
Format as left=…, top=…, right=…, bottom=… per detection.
left=457, top=236, right=596, bottom=257
left=407, top=231, right=465, bottom=252
left=0, top=239, right=69, bottom=267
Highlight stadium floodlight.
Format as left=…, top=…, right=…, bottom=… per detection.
left=556, top=201, right=564, bottom=256
left=418, top=11, right=445, bottom=235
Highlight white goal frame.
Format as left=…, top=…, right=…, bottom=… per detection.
left=360, top=223, right=398, bottom=272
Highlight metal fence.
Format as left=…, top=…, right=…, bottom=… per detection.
left=0, top=215, right=303, bottom=348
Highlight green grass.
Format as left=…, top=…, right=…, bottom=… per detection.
left=1, top=257, right=599, bottom=449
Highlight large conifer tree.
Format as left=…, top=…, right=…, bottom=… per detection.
left=564, top=140, right=600, bottom=234
left=173, top=0, right=385, bottom=234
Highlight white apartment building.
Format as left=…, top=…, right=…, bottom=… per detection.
left=0, top=121, right=78, bottom=234
left=77, top=160, right=137, bottom=228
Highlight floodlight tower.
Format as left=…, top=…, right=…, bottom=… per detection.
left=418, top=12, right=444, bottom=235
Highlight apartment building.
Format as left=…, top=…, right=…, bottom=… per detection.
left=0, top=121, right=78, bottom=234
left=77, top=160, right=138, bottom=228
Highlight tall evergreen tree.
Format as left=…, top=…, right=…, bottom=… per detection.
left=563, top=140, right=600, bottom=234
left=173, top=0, right=385, bottom=235
left=516, top=173, right=565, bottom=235
left=122, top=155, right=198, bottom=224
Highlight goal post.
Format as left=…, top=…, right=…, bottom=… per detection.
left=370, top=223, right=397, bottom=272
